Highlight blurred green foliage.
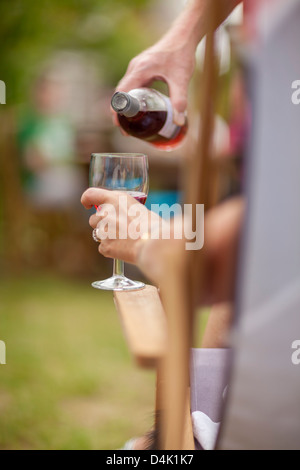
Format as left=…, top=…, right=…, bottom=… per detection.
left=0, top=0, right=155, bottom=104
left=0, top=274, right=208, bottom=449
left=0, top=275, right=155, bottom=449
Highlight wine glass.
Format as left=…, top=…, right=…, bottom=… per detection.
left=89, top=153, right=149, bottom=291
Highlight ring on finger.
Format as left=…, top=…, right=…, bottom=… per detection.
left=92, top=228, right=101, bottom=243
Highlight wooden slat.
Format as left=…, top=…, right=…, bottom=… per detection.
left=156, top=365, right=195, bottom=450
left=158, top=243, right=194, bottom=449
left=158, top=0, right=218, bottom=450
left=182, top=388, right=195, bottom=450
left=114, top=285, right=167, bottom=368
left=114, top=284, right=194, bottom=449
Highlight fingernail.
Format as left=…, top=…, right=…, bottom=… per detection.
left=173, top=111, right=185, bottom=127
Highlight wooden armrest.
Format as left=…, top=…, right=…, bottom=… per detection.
left=114, top=285, right=167, bottom=368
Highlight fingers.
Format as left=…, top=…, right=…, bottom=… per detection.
left=113, top=48, right=189, bottom=128
left=168, top=81, right=188, bottom=123
left=112, top=73, right=147, bottom=130
left=89, top=212, right=102, bottom=229
left=81, top=188, right=114, bottom=210
left=116, top=55, right=156, bottom=92
left=82, top=188, right=138, bottom=212
left=98, top=239, right=112, bottom=258
left=116, top=49, right=168, bottom=94
left=116, top=74, right=146, bottom=94
left=116, top=74, right=188, bottom=127
left=173, top=109, right=186, bottom=127
left=89, top=204, right=112, bottom=228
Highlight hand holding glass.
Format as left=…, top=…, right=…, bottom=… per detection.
left=89, top=153, right=149, bottom=291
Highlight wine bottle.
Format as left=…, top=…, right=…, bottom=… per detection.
left=111, top=88, right=187, bottom=151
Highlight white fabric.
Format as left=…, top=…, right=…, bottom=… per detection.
left=192, top=412, right=220, bottom=451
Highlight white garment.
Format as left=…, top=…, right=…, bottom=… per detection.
left=192, top=412, right=220, bottom=451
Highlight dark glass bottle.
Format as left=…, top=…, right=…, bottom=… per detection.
left=111, top=88, right=187, bottom=151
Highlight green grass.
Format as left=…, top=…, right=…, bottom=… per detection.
left=0, top=275, right=155, bottom=450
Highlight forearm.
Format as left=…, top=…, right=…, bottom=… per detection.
left=201, top=302, right=234, bottom=348
left=159, top=0, right=242, bottom=49
left=137, top=197, right=244, bottom=301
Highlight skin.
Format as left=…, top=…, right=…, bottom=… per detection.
left=82, top=188, right=161, bottom=265
left=93, top=0, right=243, bottom=449
left=81, top=188, right=244, bottom=306
left=114, top=0, right=242, bottom=125
left=81, top=188, right=244, bottom=451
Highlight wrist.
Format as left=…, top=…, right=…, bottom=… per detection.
left=162, top=0, right=206, bottom=50
left=135, top=232, right=152, bottom=268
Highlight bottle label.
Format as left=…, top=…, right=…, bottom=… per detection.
left=158, top=95, right=179, bottom=139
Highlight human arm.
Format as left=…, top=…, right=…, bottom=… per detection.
left=81, top=188, right=244, bottom=305
left=116, top=0, right=242, bottom=123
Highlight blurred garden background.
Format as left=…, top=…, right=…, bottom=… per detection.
left=0, top=0, right=243, bottom=449
left=0, top=0, right=189, bottom=450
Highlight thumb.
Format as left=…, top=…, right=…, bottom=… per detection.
left=168, top=83, right=188, bottom=126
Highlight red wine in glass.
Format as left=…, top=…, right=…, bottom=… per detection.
left=89, top=153, right=149, bottom=291
left=94, top=191, right=147, bottom=212
left=127, top=190, right=148, bottom=205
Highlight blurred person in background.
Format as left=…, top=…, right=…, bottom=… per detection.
left=18, top=72, right=84, bottom=211
left=17, top=72, right=86, bottom=272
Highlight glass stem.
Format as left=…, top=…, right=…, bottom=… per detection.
left=113, top=259, right=124, bottom=277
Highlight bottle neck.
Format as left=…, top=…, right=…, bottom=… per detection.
left=111, top=92, right=141, bottom=117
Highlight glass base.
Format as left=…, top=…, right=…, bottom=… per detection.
left=92, top=275, right=145, bottom=291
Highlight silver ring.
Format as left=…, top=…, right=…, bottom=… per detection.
left=92, top=228, right=101, bottom=243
